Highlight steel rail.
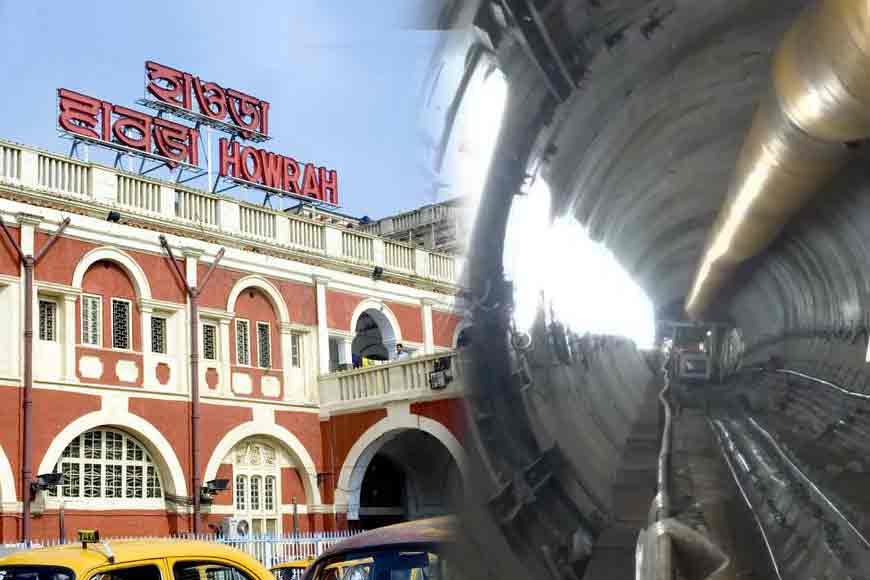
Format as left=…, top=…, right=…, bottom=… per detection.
left=708, top=418, right=784, bottom=580
left=746, top=416, right=870, bottom=550
left=740, top=366, right=870, bottom=401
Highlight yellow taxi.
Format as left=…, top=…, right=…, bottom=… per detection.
left=269, top=558, right=314, bottom=580
left=0, top=531, right=274, bottom=580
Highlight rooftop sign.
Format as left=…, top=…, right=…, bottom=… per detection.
left=142, top=61, right=270, bottom=142
left=57, top=61, right=339, bottom=207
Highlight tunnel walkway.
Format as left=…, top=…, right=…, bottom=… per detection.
left=582, top=378, right=661, bottom=579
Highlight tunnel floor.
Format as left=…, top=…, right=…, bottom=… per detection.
left=582, top=379, right=660, bottom=578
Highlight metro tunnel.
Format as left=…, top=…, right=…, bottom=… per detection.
left=419, top=1, right=870, bottom=578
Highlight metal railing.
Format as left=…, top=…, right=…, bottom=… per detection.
left=319, top=352, right=461, bottom=407
left=0, top=139, right=459, bottom=285
left=1, top=530, right=359, bottom=568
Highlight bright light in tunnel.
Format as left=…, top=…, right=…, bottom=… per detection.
left=504, top=179, right=656, bottom=349
left=440, top=60, right=508, bottom=245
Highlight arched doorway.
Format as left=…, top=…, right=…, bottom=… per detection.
left=353, top=429, right=462, bottom=530
left=350, top=306, right=402, bottom=366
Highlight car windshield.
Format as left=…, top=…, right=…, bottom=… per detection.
left=312, top=550, right=450, bottom=580
left=0, top=567, right=75, bottom=580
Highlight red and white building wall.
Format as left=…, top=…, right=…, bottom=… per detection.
left=0, top=157, right=468, bottom=541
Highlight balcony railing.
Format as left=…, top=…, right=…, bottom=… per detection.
left=0, top=139, right=461, bottom=285
left=319, top=352, right=463, bottom=410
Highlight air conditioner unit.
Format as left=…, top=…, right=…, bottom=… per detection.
left=221, top=517, right=249, bottom=539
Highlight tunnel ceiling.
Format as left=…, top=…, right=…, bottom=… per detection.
left=489, top=0, right=814, bottom=311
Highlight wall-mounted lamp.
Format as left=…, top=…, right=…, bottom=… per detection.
left=372, top=266, right=384, bottom=281
left=30, top=472, right=64, bottom=499
left=106, top=211, right=121, bottom=223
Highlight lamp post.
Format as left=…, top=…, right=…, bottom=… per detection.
left=159, top=236, right=225, bottom=534
left=0, top=216, right=71, bottom=543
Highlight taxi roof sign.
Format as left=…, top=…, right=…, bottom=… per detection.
left=77, top=529, right=100, bottom=545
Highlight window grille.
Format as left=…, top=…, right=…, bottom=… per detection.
left=250, top=475, right=261, bottom=511
left=112, top=299, right=131, bottom=350
left=39, top=300, right=57, bottom=341
left=81, top=295, right=101, bottom=346
left=49, top=428, right=162, bottom=501
left=203, top=323, right=217, bottom=360
left=291, top=333, right=302, bottom=368
left=236, top=320, right=250, bottom=365
left=257, top=322, right=271, bottom=368
left=151, top=317, right=167, bottom=354
left=235, top=475, right=246, bottom=510
left=126, top=465, right=143, bottom=498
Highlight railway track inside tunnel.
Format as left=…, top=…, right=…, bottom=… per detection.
left=709, top=411, right=870, bottom=579
left=419, top=1, right=870, bottom=577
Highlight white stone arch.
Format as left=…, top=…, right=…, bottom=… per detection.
left=226, top=275, right=289, bottom=323
left=204, top=421, right=322, bottom=505
left=349, top=299, right=403, bottom=351
left=0, top=441, right=16, bottom=503
left=72, top=246, right=152, bottom=300
left=335, top=411, right=466, bottom=519
left=37, top=409, right=186, bottom=496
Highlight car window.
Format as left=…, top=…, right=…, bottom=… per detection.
left=272, top=570, right=306, bottom=580
left=0, top=566, right=75, bottom=580
left=312, top=552, right=449, bottom=580
left=91, top=565, right=162, bottom=580
left=173, top=562, right=251, bottom=580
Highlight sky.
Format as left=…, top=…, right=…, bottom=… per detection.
left=0, top=0, right=443, bottom=219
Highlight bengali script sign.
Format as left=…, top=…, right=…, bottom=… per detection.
left=58, top=88, right=199, bottom=168
left=145, top=61, right=270, bottom=139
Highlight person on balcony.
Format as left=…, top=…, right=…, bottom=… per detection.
left=396, top=343, right=411, bottom=360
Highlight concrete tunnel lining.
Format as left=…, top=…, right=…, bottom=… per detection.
left=421, top=0, right=870, bottom=577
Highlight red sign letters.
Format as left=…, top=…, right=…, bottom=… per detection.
left=218, top=139, right=338, bottom=205
left=57, top=61, right=340, bottom=207
left=58, top=89, right=199, bottom=167
left=146, top=61, right=270, bottom=139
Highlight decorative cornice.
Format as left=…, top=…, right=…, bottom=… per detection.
left=15, top=212, right=42, bottom=226
left=141, top=297, right=186, bottom=313
left=35, top=281, right=81, bottom=297
left=281, top=322, right=313, bottom=334
left=198, top=306, right=234, bottom=321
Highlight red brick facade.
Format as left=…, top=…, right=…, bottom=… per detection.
left=0, top=209, right=463, bottom=542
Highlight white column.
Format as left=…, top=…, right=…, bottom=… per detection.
left=140, top=303, right=155, bottom=388
left=340, top=337, right=353, bottom=366
left=90, top=166, right=118, bottom=203
left=421, top=299, right=435, bottom=354
left=314, top=276, right=331, bottom=374
left=63, top=295, right=78, bottom=382
left=324, top=227, right=342, bottom=258
left=219, top=318, right=232, bottom=396
left=19, top=149, right=38, bottom=187
left=280, top=322, right=301, bottom=401
left=17, top=213, right=40, bottom=254
left=159, top=185, right=176, bottom=220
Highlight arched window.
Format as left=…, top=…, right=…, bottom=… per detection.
left=232, top=438, right=281, bottom=535
left=49, top=428, right=162, bottom=501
